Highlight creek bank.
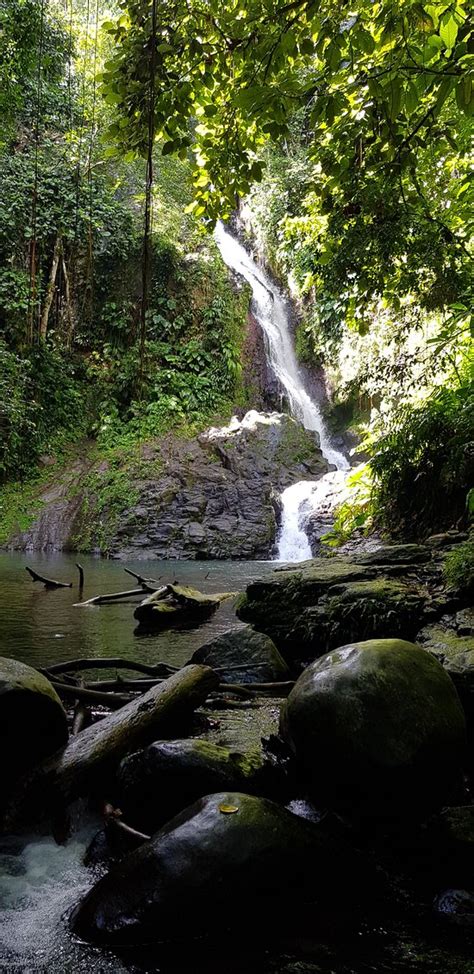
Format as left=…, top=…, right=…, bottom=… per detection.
left=6, top=411, right=329, bottom=559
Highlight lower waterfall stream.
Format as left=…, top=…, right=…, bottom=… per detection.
left=214, top=223, right=350, bottom=561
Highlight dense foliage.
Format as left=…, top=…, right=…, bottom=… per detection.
left=0, top=0, right=250, bottom=486
left=0, top=0, right=472, bottom=546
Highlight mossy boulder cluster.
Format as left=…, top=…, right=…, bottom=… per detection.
left=280, top=639, right=466, bottom=822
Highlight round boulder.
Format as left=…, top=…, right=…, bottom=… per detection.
left=280, top=639, right=466, bottom=822
left=0, top=657, right=68, bottom=788
left=71, top=791, right=362, bottom=945
left=189, top=625, right=290, bottom=683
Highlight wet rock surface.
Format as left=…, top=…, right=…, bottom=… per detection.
left=417, top=610, right=474, bottom=724
left=9, top=413, right=328, bottom=558
left=434, top=889, right=474, bottom=928
left=0, top=657, right=68, bottom=790
left=70, top=791, right=361, bottom=945
left=189, top=625, right=291, bottom=683
left=116, top=738, right=284, bottom=834
left=280, top=639, right=466, bottom=822
left=238, top=546, right=438, bottom=659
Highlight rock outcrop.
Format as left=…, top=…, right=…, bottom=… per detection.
left=8, top=412, right=328, bottom=559
left=237, top=545, right=435, bottom=659
left=189, top=625, right=291, bottom=683
left=71, top=791, right=361, bottom=945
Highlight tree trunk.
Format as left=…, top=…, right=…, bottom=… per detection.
left=40, top=236, right=61, bottom=339
left=1, top=665, right=218, bottom=831
left=61, top=253, right=75, bottom=346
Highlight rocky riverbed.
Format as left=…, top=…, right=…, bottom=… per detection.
left=0, top=538, right=473, bottom=972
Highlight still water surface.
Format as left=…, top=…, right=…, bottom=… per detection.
left=0, top=552, right=274, bottom=672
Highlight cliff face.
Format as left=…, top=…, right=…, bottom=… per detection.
left=7, top=412, right=328, bottom=560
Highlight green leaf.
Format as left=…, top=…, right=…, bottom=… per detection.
left=439, top=15, right=458, bottom=50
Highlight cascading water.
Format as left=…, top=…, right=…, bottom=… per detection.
left=214, top=222, right=350, bottom=562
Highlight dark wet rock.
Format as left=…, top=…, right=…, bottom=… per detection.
left=0, top=657, right=68, bottom=790
left=352, top=544, right=431, bottom=566
left=434, top=889, right=474, bottom=928
left=71, top=791, right=363, bottom=945
left=116, top=739, right=286, bottom=833
left=426, top=531, right=469, bottom=549
left=280, top=639, right=466, bottom=823
left=238, top=557, right=430, bottom=659
left=84, top=824, right=147, bottom=872
left=436, top=806, right=474, bottom=879
left=418, top=615, right=474, bottom=730
left=189, top=625, right=290, bottom=683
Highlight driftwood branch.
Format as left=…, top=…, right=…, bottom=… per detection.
left=74, top=585, right=162, bottom=607
left=85, top=678, right=164, bottom=693
left=76, top=563, right=84, bottom=590
left=26, top=566, right=72, bottom=589
left=1, top=665, right=219, bottom=831
left=123, top=568, right=162, bottom=587
left=40, top=658, right=177, bottom=678
left=51, top=681, right=133, bottom=710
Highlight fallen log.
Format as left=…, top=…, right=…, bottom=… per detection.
left=1, top=665, right=219, bottom=831
left=41, top=658, right=177, bottom=678
left=75, top=586, right=163, bottom=607
left=26, top=566, right=72, bottom=589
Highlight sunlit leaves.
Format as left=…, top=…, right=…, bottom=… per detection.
left=98, top=0, right=473, bottom=221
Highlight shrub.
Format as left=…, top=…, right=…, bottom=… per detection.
left=444, top=539, right=474, bottom=596
left=371, top=383, right=474, bottom=540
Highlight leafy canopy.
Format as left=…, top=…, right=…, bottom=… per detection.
left=102, top=0, right=473, bottom=221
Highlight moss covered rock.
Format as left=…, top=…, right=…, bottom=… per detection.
left=0, top=657, right=68, bottom=789
left=71, top=791, right=361, bottom=945
left=189, top=625, right=290, bottom=683
left=117, top=739, right=284, bottom=833
left=280, top=639, right=466, bottom=822
left=238, top=560, right=429, bottom=660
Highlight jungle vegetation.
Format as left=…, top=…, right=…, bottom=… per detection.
left=0, top=0, right=472, bottom=541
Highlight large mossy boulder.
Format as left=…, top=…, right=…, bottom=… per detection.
left=0, top=657, right=68, bottom=789
left=280, top=639, right=466, bottom=823
left=71, top=791, right=362, bottom=945
left=117, top=739, right=285, bottom=834
left=189, top=626, right=291, bottom=683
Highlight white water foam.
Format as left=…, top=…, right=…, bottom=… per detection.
left=214, top=223, right=350, bottom=561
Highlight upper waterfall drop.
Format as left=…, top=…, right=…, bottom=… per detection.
left=214, top=222, right=350, bottom=562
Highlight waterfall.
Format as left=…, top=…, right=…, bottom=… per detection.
left=214, top=222, right=350, bottom=562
